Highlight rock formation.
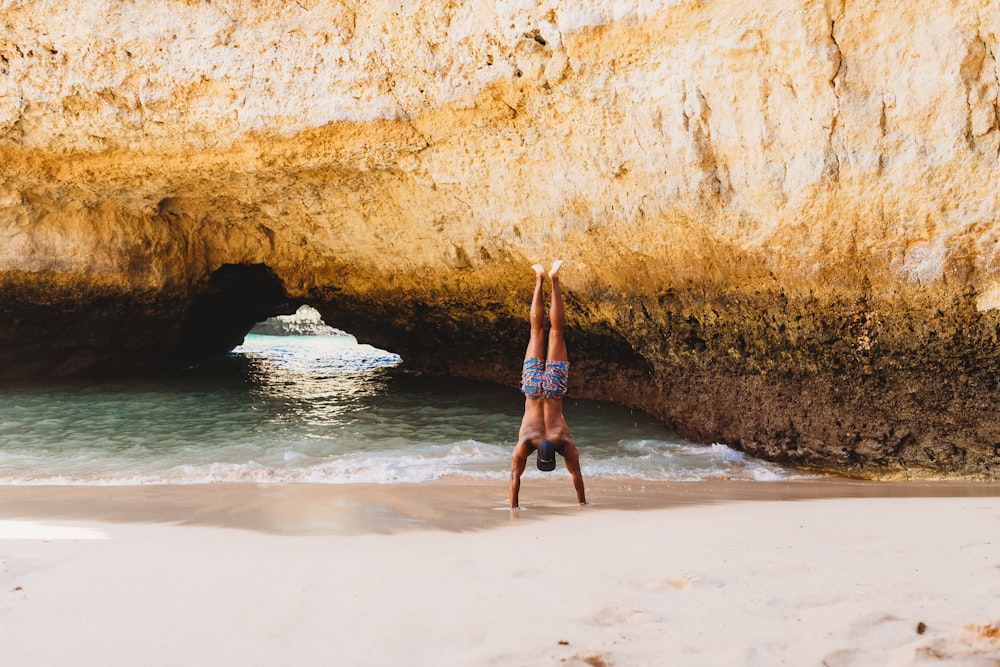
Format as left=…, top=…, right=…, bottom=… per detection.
left=2, top=0, right=999, bottom=478
left=251, top=304, right=344, bottom=336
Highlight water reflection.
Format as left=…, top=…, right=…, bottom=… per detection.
left=235, top=334, right=401, bottom=426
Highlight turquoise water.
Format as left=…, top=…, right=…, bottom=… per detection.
left=0, top=334, right=804, bottom=485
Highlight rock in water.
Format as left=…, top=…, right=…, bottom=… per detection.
left=251, top=305, right=344, bottom=336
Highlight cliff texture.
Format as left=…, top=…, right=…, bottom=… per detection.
left=2, top=0, right=1000, bottom=477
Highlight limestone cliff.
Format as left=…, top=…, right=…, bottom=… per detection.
left=2, top=0, right=1000, bottom=478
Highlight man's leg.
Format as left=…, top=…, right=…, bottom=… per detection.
left=546, top=260, right=567, bottom=362
left=525, top=263, right=546, bottom=360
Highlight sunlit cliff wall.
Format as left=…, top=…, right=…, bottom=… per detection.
left=2, top=0, right=1000, bottom=477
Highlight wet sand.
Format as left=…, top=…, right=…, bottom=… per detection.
left=2, top=476, right=1000, bottom=534
left=2, top=479, right=999, bottom=665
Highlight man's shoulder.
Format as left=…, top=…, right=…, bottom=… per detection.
left=516, top=434, right=541, bottom=450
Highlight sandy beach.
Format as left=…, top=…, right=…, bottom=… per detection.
left=2, top=479, right=999, bottom=666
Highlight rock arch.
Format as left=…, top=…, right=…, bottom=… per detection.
left=175, top=263, right=298, bottom=365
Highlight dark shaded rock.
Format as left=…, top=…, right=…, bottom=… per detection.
left=175, top=263, right=298, bottom=363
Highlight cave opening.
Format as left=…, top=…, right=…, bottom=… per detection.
left=175, top=263, right=402, bottom=376
left=175, top=263, right=301, bottom=365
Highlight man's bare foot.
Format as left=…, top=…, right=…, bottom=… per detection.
left=532, top=263, right=545, bottom=278
left=548, top=259, right=563, bottom=280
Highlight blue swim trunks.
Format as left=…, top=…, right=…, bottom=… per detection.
left=520, top=357, right=570, bottom=399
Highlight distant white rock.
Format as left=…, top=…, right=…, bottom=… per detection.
left=250, top=305, right=346, bottom=336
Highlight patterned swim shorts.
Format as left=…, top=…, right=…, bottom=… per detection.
left=520, top=357, right=570, bottom=399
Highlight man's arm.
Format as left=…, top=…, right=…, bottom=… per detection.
left=509, top=442, right=529, bottom=508
left=562, top=439, right=587, bottom=505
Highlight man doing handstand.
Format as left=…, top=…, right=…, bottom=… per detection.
left=510, top=260, right=587, bottom=509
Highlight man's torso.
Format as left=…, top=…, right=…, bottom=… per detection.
left=518, top=398, right=571, bottom=448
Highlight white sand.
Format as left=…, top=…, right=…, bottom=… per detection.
left=2, top=489, right=999, bottom=666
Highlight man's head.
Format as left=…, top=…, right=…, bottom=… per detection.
left=537, top=439, right=557, bottom=471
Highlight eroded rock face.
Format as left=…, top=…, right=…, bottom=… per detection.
left=2, top=1, right=1000, bottom=477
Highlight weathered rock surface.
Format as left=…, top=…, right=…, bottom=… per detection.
left=2, top=0, right=1000, bottom=477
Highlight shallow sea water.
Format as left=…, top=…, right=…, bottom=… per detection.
left=0, top=334, right=805, bottom=485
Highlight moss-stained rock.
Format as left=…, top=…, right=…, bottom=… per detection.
left=2, top=1, right=1000, bottom=477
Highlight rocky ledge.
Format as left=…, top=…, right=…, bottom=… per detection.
left=2, top=0, right=999, bottom=478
